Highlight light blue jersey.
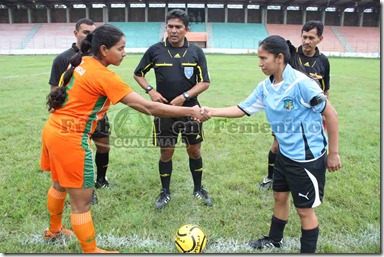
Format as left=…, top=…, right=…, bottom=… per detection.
left=238, top=64, right=327, bottom=161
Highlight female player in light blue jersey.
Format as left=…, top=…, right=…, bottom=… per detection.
left=202, top=35, right=341, bottom=253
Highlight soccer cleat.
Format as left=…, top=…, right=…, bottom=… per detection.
left=249, top=235, right=283, bottom=250
left=91, top=190, right=98, bottom=205
left=259, top=177, right=273, bottom=191
left=95, top=179, right=110, bottom=189
left=155, top=188, right=171, bottom=209
left=193, top=186, right=213, bottom=206
left=84, top=247, right=119, bottom=253
left=43, top=227, right=74, bottom=242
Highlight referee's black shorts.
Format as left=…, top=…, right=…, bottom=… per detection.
left=153, top=116, right=203, bottom=147
left=273, top=151, right=327, bottom=209
left=91, top=114, right=111, bottom=139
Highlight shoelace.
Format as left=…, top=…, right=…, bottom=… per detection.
left=159, top=191, right=169, bottom=200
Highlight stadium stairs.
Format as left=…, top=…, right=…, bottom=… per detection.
left=335, top=26, right=379, bottom=53
left=17, top=23, right=42, bottom=49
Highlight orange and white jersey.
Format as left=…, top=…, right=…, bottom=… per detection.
left=46, top=56, right=132, bottom=139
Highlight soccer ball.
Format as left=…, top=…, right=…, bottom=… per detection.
left=175, top=224, right=207, bottom=253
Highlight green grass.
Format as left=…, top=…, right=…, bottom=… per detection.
left=0, top=54, right=380, bottom=253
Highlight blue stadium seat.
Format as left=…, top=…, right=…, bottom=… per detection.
left=211, top=23, right=269, bottom=49
left=109, top=22, right=163, bottom=48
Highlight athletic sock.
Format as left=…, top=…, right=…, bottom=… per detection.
left=300, top=226, right=319, bottom=253
left=47, top=186, right=67, bottom=232
left=268, top=215, right=288, bottom=242
left=95, top=151, right=109, bottom=182
left=189, top=157, right=203, bottom=192
left=159, top=160, right=172, bottom=194
left=267, top=150, right=277, bottom=179
left=70, top=211, right=97, bottom=253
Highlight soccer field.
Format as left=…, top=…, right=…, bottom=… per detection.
left=0, top=54, right=380, bottom=253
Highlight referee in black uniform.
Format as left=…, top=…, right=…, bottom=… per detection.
left=48, top=18, right=112, bottom=204
left=134, top=9, right=212, bottom=209
left=260, top=20, right=331, bottom=190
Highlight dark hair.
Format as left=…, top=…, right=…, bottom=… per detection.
left=75, top=18, right=95, bottom=31
left=166, top=9, right=189, bottom=28
left=47, top=24, right=124, bottom=112
left=302, top=20, right=324, bottom=37
left=258, top=35, right=291, bottom=64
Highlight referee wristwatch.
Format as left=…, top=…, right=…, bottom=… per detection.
left=145, top=85, right=153, bottom=93
left=182, top=92, right=190, bottom=101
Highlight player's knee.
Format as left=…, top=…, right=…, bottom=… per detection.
left=296, top=207, right=315, bottom=219
left=186, top=145, right=201, bottom=159
left=187, top=150, right=201, bottom=159
left=160, top=148, right=174, bottom=162
left=273, top=191, right=289, bottom=205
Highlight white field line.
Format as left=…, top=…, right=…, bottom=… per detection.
left=18, top=225, right=380, bottom=254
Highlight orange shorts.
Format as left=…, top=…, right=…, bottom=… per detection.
left=40, top=124, right=95, bottom=189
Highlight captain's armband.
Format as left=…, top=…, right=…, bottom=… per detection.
left=309, top=94, right=327, bottom=107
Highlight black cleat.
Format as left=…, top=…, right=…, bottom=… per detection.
left=259, top=177, right=273, bottom=191
left=249, top=235, right=282, bottom=250
left=155, top=188, right=171, bottom=209
left=193, top=186, right=213, bottom=206
left=95, top=179, right=110, bottom=189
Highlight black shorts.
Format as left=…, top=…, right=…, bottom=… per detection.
left=153, top=116, right=203, bottom=147
left=91, top=114, right=111, bottom=139
left=273, top=151, right=327, bottom=209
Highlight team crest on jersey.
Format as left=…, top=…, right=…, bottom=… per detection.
left=184, top=67, right=194, bottom=79
left=283, top=98, right=294, bottom=111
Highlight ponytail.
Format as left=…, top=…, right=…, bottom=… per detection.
left=286, top=40, right=305, bottom=74
left=46, top=33, right=93, bottom=112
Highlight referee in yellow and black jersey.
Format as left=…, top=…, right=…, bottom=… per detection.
left=260, top=20, right=331, bottom=191
left=291, top=20, right=330, bottom=98
left=134, top=9, right=212, bottom=209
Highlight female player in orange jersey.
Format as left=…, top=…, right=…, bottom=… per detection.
left=40, top=24, right=206, bottom=253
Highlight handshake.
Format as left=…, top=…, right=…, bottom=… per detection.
left=191, top=105, right=212, bottom=122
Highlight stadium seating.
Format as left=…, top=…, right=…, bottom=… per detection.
left=0, top=22, right=379, bottom=54
left=0, top=23, right=37, bottom=50
left=25, top=23, right=75, bottom=49
left=335, top=26, right=379, bottom=53
left=109, top=22, right=162, bottom=48
left=265, top=24, right=302, bottom=47
left=265, top=24, right=346, bottom=53
left=189, top=22, right=206, bottom=32
left=210, top=22, right=269, bottom=49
